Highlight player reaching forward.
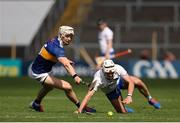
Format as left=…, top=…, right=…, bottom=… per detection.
left=76, top=59, right=135, bottom=113
left=29, top=25, right=96, bottom=113
left=75, top=60, right=161, bottom=114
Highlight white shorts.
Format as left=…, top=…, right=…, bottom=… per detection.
left=28, top=65, right=51, bottom=84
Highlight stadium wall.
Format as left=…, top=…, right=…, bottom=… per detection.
left=1, top=59, right=179, bottom=79
left=128, top=60, right=179, bottom=79
left=0, top=59, right=22, bottom=77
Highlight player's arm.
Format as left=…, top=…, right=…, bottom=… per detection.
left=122, top=75, right=134, bottom=104
left=58, top=57, right=81, bottom=84
left=78, top=89, right=96, bottom=113
left=77, top=79, right=99, bottom=113
left=116, top=65, right=134, bottom=104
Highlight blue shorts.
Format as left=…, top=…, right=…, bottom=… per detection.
left=117, top=78, right=125, bottom=90
left=106, top=87, right=121, bottom=100
left=106, top=78, right=124, bottom=101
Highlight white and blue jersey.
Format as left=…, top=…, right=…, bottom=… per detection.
left=91, top=64, right=128, bottom=100
left=32, top=37, right=65, bottom=74
left=92, top=64, right=128, bottom=93
left=98, top=27, right=114, bottom=55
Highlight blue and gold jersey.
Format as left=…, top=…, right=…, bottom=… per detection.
left=32, top=37, right=65, bottom=74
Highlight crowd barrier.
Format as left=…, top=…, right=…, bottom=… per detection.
left=0, top=59, right=22, bottom=77
left=0, top=59, right=179, bottom=78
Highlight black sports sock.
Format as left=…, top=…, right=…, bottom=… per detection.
left=34, top=99, right=41, bottom=104
left=75, top=102, right=80, bottom=108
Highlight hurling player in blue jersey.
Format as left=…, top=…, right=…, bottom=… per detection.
left=29, top=26, right=96, bottom=113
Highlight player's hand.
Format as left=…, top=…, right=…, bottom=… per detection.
left=122, top=96, right=132, bottom=104
left=74, top=76, right=82, bottom=85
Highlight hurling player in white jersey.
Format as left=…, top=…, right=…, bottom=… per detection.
left=76, top=59, right=135, bottom=113
left=75, top=60, right=161, bottom=114
left=96, top=19, right=115, bottom=68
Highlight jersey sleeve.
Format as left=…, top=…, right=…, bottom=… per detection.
left=92, top=71, right=102, bottom=91
left=115, top=64, right=128, bottom=76
left=45, top=42, right=65, bottom=58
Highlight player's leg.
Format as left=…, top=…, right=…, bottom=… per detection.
left=45, top=75, right=80, bottom=105
left=130, top=76, right=161, bottom=109
left=106, top=88, right=134, bottom=113
left=45, top=75, right=96, bottom=113
left=110, top=96, right=127, bottom=113
left=30, top=84, right=53, bottom=112
left=130, top=76, right=151, bottom=98
left=29, top=70, right=53, bottom=112
left=117, top=76, right=150, bottom=98
left=35, top=84, right=53, bottom=104
left=123, top=76, right=161, bottom=109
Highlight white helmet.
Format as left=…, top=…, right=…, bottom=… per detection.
left=59, top=26, right=74, bottom=36
left=102, top=59, right=115, bottom=73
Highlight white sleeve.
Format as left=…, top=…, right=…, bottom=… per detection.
left=105, top=29, right=113, bottom=41
left=115, top=64, right=128, bottom=76
left=91, top=71, right=102, bottom=91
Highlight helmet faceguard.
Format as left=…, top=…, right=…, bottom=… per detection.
left=102, top=60, right=115, bottom=80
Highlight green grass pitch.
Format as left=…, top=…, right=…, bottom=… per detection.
left=0, top=76, right=180, bottom=122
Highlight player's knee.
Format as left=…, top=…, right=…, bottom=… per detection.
left=135, top=79, right=144, bottom=87
left=64, top=83, right=72, bottom=91
left=131, top=76, right=143, bottom=86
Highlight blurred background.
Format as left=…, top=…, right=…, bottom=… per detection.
left=1, top=0, right=180, bottom=122
left=0, top=0, right=180, bottom=78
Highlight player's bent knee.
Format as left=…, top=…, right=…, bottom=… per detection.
left=131, top=76, right=143, bottom=85
left=63, top=83, right=72, bottom=91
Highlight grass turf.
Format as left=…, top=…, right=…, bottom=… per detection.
left=0, top=76, right=180, bottom=122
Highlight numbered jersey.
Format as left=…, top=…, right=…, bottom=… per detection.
left=92, top=64, right=128, bottom=94
left=32, top=37, right=65, bottom=74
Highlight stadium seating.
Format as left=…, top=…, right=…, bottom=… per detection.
left=19, top=0, right=180, bottom=60
left=79, top=0, right=180, bottom=59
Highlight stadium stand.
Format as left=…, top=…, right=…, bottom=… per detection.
left=2, top=0, right=180, bottom=60
left=25, top=0, right=68, bottom=60
left=78, top=0, right=180, bottom=60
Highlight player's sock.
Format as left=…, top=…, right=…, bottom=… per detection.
left=148, top=98, right=161, bottom=109
left=29, top=101, right=44, bottom=112
left=75, top=102, right=80, bottom=108
left=34, top=99, right=41, bottom=104
left=147, top=95, right=152, bottom=101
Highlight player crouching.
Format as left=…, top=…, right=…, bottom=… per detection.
left=75, top=59, right=161, bottom=114
left=75, top=60, right=135, bottom=114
